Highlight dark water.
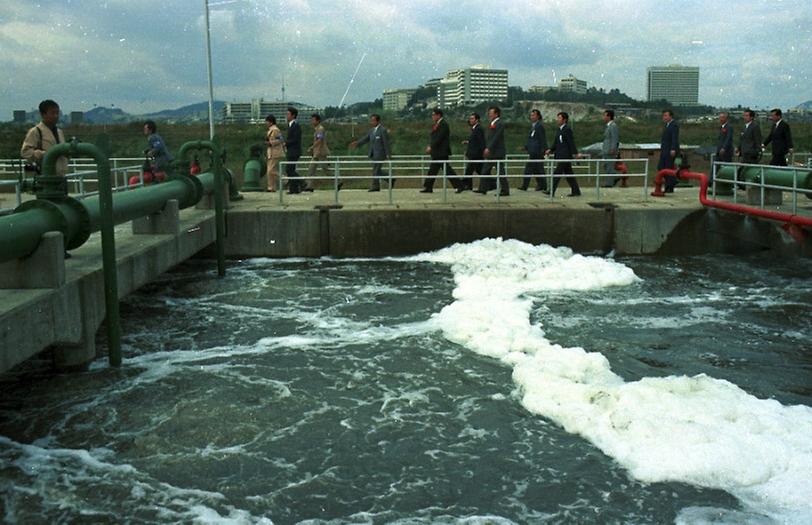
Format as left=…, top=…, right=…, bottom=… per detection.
left=1, top=251, right=810, bottom=524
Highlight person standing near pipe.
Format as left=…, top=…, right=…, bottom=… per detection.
left=21, top=99, right=68, bottom=176
left=265, top=115, right=284, bottom=192
left=658, top=109, right=680, bottom=192
left=762, top=108, right=793, bottom=166
left=306, top=113, right=330, bottom=189
left=736, top=109, right=762, bottom=165
left=716, top=112, right=734, bottom=164
left=284, top=107, right=305, bottom=194
left=143, top=120, right=172, bottom=179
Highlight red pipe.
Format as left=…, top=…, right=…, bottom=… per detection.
left=653, top=168, right=812, bottom=231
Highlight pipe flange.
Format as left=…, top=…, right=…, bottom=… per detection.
left=60, top=197, right=92, bottom=249
left=15, top=199, right=69, bottom=241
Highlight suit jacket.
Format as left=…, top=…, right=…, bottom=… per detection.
left=602, top=121, right=619, bottom=156
left=716, top=123, right=733, bottom=162
left=738, top=121, right=762, bottom=159
left=658, top=120, right=680, bottom=169
left=551, top=124, right=577, bottom=160
left=485, top=118, right=506, bottom=159
left=356, top=125, right=391, bottom=161
left=466, top=123, right=485, bottom=160
left=763, top=120, right=793, bottom=157
left=526, top=121, right=547, bottom=157
left=285, top=120, right=302, bottom=159
left=430, top=118, right=452, bottom=159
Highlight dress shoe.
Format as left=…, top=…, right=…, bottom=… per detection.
left=567, top=192, right=582, bottom=197
left=499, top=191, right=510, bottom=196
left=455, top=187, right=465, bottom=194
left=419, top=188, right=433, bottom=193
left=368, top=187, right=380, bottom=192
left=473, top=189, right=488, bottom=194
left=287, top=189, right=301, bottom=194
left=336, top=182, right=344, bottom=191
left=518, top=185, right=528, bottom=191
left=302, top=186, right=314, bottom=192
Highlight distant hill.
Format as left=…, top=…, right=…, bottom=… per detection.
left=795, top=100, right=812, bottom=110
left=142, top=101, right=225, bottom=122
left=83, top=106, right=130, bottom=124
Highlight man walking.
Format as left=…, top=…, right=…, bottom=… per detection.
left=350, top=114, right=391, bottom=192
left=716, top=112, right=733, bottom=164
left=284, top=107, right=305, bottom=194
left=459, top=113, right=484, bottom=193
left=265, top=115, right=284, bottom=192
left=143, top=120, right=173, bottom=176
left=519, top=109, right=547, bottom=191
left=307, top=113, right=330, bottom=188
left=545, top=112, right=581, bottom=197
left=21, top=99, right=68, bottom=177
left=763, top=108, right=793, bottom=166
left=601, top=109, right=621, bottom=187
left=475, top=106, right=509, bottom=196
left=658, top=109, right=680, bottom=192
left=422, top=108, right=458, bottom=193
left=736, top=109, right=762, bottom=165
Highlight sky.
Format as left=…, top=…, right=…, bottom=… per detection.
left=1, top=0, right=810, bottom=117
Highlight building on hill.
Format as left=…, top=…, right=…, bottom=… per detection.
left=223, top=99, right=321, bottom=123
left=558, top=75, right=587, bottom=94
left=70, top=111, right=84, bottom=125
left=435, top=65, right=508, bottom=109
left=647, top=65, right=700, bottom=106
left=528, top=85, right=555, bottom=94
left=12, top=110, right=27, bottom=124
left=382, top=88, right=417, bottom=112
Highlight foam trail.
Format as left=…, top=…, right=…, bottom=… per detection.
left=414, top=238, right=812, bottom=523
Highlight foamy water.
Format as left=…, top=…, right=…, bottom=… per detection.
left=413, top=238, right=812, bottom=524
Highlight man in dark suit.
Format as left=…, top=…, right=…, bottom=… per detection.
left=736, top=109, right=762, bottom=164
left=763, top=108, right=793, bottom=166
left=658, top=110, right=680, bottom=192
left=350, top=114, right=391, bottom=192
left=716, top=112, right=733, bottom=163
left=284, top=107, right=306, bottom=194
left=459, top=112, right=484, bottom=192
left=475, top=106, right=509, bottom=196
left=519, top=109, right=547, bottom=191
left=422, top=108, right=459, bottom=193
left=545, top=111, right=581, bottom=197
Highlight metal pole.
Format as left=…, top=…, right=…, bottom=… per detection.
left=760, top=166, right=765, bottom=209
left=496, top=160, right=501, bottom=205
left=334, top=160, right=340, bottom=205
left=594, top=159, right=600, bottom=200
left=213, top=152, right=226, bottom=277
left=643, top=158, right=649, bottom=201
left=388, top=160, right=394, bottom=205
left=279, top=161, right=285, bottom=204
left=204, top=0, right=215, bottom=140
left=792, top=168, right=798, bottom=215
left=442, top=162, right=447, bottom=204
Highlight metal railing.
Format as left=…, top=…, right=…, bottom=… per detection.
left=276, top=155, right=650, bottom=205
left=711, top=160, right=812, bottom=216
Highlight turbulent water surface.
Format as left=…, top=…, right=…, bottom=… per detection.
left=1, top=239, right=811, bottom=524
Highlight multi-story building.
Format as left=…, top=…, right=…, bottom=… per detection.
left=12, top=110, right=27, bottom=124
left=70, top=111, right=84, bottom=125
left=435, top=65, right=508, bottom=108
left=223, top=99, right=321, bottom=123
left=528, top=85, right=555, bottom=94
left=647, top=65, right=700, bottom=106
left=382, top=88, right=416, bottom=112
left=558, top=75, right=587, bottom=94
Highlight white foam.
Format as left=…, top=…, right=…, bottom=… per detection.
left=416, top=238, right=812, bottom=523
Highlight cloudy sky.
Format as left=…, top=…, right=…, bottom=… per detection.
left=1, top=0, right=810, bottom=117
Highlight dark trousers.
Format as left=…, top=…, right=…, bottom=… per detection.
left=369, top=161, right=390, bottom=190
left=522, top=155, right=546, bottom=190
left=286, top=155, right=301, bottom=192
left=551, top=161, right=581, bottom=195
left=463, top=159, right=482, bottom=189
left=770, top=154, right=787, bottom=166
left=424, top=158, right=459, bottom=190
left=478, top=157, right=509, bottom=193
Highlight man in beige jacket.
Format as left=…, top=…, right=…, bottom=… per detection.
left=264, top=114, right=284, bottom=192
left=21, top=99, right=69, bottom=176
left=307, top=113, right=330, bottom=189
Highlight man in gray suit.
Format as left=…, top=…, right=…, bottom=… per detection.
left=601, top=109, right=621, bottom=187
left=350, top=114, right=391, bottom=192
left=736, top=109, right=762, bottom=164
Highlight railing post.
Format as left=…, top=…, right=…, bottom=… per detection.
left=711, top=158, right=717, bottom=199
left=388, top=160, right=394, bottom=205
left=442, top=162, right=448, bottom=204
left=496, top=160, right=501, bottom=204
left=643, top=158, right=649, bottom=201
left=792, top=168, right=798, bottom=215
left=549, top=159, right=554, bottom=201
left=594, top=159, right=601, bottom=200
left=759, top=166, right=765, bottom=209
left=278, top=161, right=285, bottom=204
left=334, top=160, right=341, bottom=205
left=732, top=164, right=738, bottom=204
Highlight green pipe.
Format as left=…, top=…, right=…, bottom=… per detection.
left=43, top=141, right=122, bottom=367
left=716, top=166, right=812, bottom=189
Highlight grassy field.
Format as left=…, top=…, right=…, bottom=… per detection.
left=2, top=116, right=809, bottom=188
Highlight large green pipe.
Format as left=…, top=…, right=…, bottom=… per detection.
left=717, top=166, right=812, bottom=189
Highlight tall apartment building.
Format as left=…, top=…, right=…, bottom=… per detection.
left=647, top=65, right=700, bottom=106
left=223, top=99, right=321, bottom=123
left=558, top=75, right=587, bottom=94
left=435, top=65, right=508, bottom=108
left=382, top=88, right=416, bottom=112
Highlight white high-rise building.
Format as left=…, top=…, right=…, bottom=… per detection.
left=223, top=99, right=321, bottom=123
left=558, top=75, right=587, bottom=94
left=436, top=65, right=508, bottom=108
left=647, top=65, right=700, bottom=106
left=382, top=88, right=416, bottom=112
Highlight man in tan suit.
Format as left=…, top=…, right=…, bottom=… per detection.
left=264, top=114, right=284, bottom=192
left=21, top=99, right=68, bottom=176
left=307, top=113, right=330, bottom=189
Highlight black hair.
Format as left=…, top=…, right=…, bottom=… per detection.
left=604, top=109, right=615, bottom=119
left=770, top=108, right=782, bottom=117
left=558, top=111, right=569, bottom=122
left=144, top=120, right=157, bottom=133
left=39, top=99, right=59, bottom=115
left=265, top=114, right=276, bottom=124
left=488, top=106, right=501, bottom=117
left=287, top=107, right=298, bottom=118
left=311, top=113, right=321, bottom=122
left=371, top=114, right=381, bottom=123
left=432, top=108, right=443, bottom=117
left=531, top=109, right=542, bottom=119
